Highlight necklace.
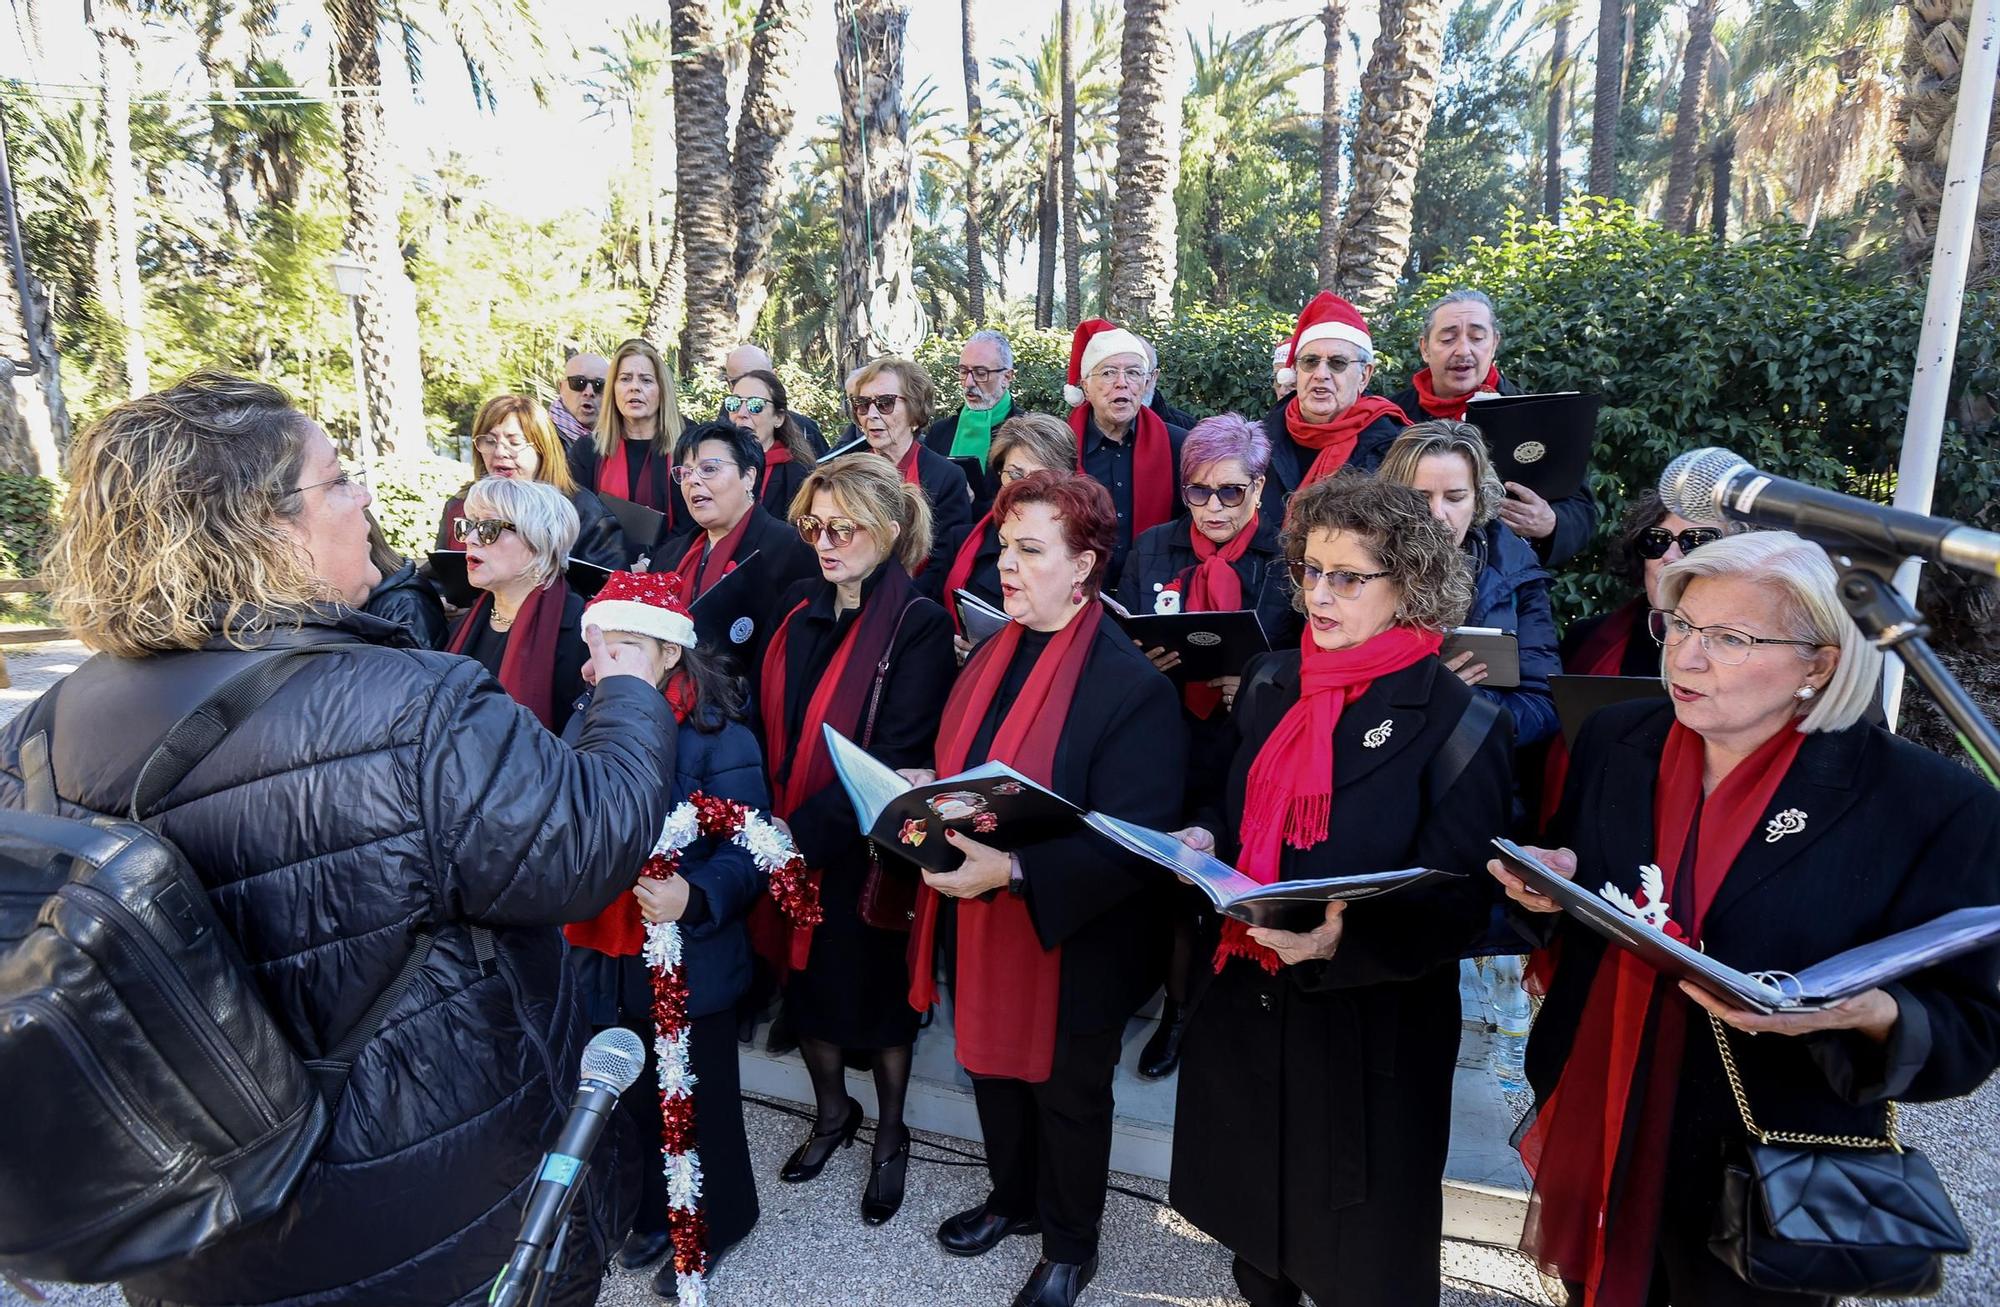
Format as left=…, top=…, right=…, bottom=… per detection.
left=489, top=609, right=516, bottom=632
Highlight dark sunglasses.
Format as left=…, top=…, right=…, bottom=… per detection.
left=722, top=395, right=770, bottom=415
left=1183, top=482, right=1250, bottom=508
left=453, top=517, right=516, bottom=547
left=565, top=375, right=606, bottom=394
left=848, top=394, right=904, bottom=415
left=1636, top=526, right=1723, bottom=559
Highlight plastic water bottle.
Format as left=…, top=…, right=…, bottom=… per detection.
left=1489, top=953, right=1532, bottom=1093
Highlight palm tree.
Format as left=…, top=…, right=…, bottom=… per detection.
left=668, top=0, right=735, bottom=377
left=1660, top=0, right=1717, bottom=231
left=731, top=0, right=806, bottom=338
left=960, top=0, right=987, bottom=321
left=1318, top=0, right=1347, bottom=289
left=1331, top=0, right=1449, bottom=312
left=86, top=0, right=147, bottom=398
left=1896, top=1, right=1989, bottom=280
left=0, top=101, right=66, bottom=474
left=584, top=19, right=673, bottom=287
left=1587, top=0, right=1624, bottom=196
left=1061, top=0, right=1082, bottom=327
left=1544, top=11, right=1572, bottom=215
left=1181, top=21, right=1311, bottom=304
left=834, top=0, right=917, bottom=372
left=1109, top=0, right=1181, bottom=323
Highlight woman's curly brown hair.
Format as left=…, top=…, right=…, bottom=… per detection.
left=1280, top=474, right=1473, bottom=632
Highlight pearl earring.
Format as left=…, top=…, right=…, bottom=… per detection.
left=1795, top=685, right=1816, bottom=701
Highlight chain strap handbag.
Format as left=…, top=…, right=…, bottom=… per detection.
left=856, top=601, right=920, bottom=932
left=1705, top=1013, right=1969, bottom=1297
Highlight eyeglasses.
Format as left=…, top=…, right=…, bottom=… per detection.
left=959, top=365, right=1009, bottom=383
left=1000, top=464, right=1042, bottom=483
left=453, top=517, right=516, bottom=547
left=1287, top=562, right=1392, bottom=598
left=474, top=433, right=532, bottom=454
left=1183, top=483, right=1250, bottom=508
left=671, top=458, right=734, bottom=485
left=564, top=375, right=605, bottom=394
left=1088, top=365, right=1150, bottom=386
left=722, top=395, right=770, bottom=416
left=849, top=394, right=904, bottom=415
left=795, top=515, right=863, bottom=547
left=285, top=466, right=364, bottom=498
left=1646, top=609, right=1823, bottom=665
left=1295, top=352, right=1362, bottom=376
left=1636, top=526, right=1724, bottom=560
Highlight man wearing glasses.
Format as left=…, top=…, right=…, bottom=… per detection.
left=721, top=342, right=829, bottom=454
left=1061, top=318, right=1189, bottom=579
left=1256, top=291, right=1409, bottom=527
left=922, top=329, right=1017, bottom=512
left=551, top=350, right=607, bottom=446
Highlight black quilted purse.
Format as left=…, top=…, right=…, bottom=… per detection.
left=1706, top=1014, right=1969, bottom=1297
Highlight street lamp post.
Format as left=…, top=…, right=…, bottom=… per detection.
left=326, top=249, right=372, bottom=478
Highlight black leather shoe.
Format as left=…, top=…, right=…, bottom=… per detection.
left=1137, top=999, right=1187, bottom=1079
left=1011, top=1255, right=1098, bottom=1307
left=617, top=1226, right=671, bottom=1270
left=779, top=1095, right=861, bottom=1182
left=650, top=1237, right=733, bottom=1300
left=937, top=1202, right=1041, bottom=1257
left=765, top=1010, right=799, bottom=1056
left=860, top=1131, right=910, bottom=1225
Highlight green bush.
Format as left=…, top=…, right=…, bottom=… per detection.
left=369, top=452, right=473, bottom=559
left=0, top=475, right=60, bottom=579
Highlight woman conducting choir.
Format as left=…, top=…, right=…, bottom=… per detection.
left=847, top=356, right=974, bottom=575
left=567, top=337, right=688, bottom=560
left=907, top=471, right=1187, bottom=1307
left=756, top=455, right=957, bottom=1226
left=726, top=368, right=817, bottom=523
left=1169, top=474, right=1513, bottom=1307
left=1489, top=530, right=2000, bottom=1307
left=935, top=412, right=1077, bottom=625
left=436, top=394, right=625, bottom=572
left=444, top=476, right=589, bottom=733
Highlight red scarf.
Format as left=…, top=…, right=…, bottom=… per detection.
left=1410, top=364, right=1503, bottom=421
left=672, top=508, right=755, bottom=598
left=942, top=511, right=997, bottom=635
left=764, top=440, right=792, bottom=467
left=444, top=578, right=570, bottom=729
left=752, top=564, right=920, bottom=971
left=563, top=673, right=698, bottom=955
left=894, top=437, right=922, bottom=485
left=598, top=436, right=675, bottom=526
left=1284, top=394, right=1409, bottom=488
left=907, top=604, right=1101, bottom=1083
left=1179, top=517, right=1257, bottom=719
left=1214, top=624, right=1443, bottom=973
left=1519, top=720, right=1806, bottom=1306
left=1070, top=404, right=1176, bottom=537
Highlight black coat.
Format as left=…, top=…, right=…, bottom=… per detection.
left=565, top=437, right=692, bottom=563
left=1253, top=395, right=1406, bottom=530
left=1078, top=412, right=1190, bottom=579
left=446, top=585, right=591, bottom=736
left=0, top=607, right=674, bottom=1307
left=929, top=512, right=1004, bottom=610
left=435, top=486, right=626, bottom=576
left=1149, top=392, right=1199, bottom=431
left=1527, top=702, right=2000, bottom=1244
left=1170, top=653, right=1513, bottom=1307
left=756, top=449, right=812, bottom=523
left=909, top=443, right=975, bottom=580
left=923, top=399, right=1020, bottom=515
left=363, top=559, right=447, bottom=649
left=1389, top=374, right=1600, bottom=568
left=672, top=506, right=821, bottom=708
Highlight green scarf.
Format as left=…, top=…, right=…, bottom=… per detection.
left=949, top=392, right=1014, bottom=460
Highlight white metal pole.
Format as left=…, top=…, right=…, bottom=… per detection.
left=1883, top=0, right=2000, bottom=728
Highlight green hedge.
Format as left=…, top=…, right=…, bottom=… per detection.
left=368, top=453, right=475, bottom=559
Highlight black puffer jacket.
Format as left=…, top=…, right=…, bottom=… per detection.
left=0, top=608, right=674, bottom=1307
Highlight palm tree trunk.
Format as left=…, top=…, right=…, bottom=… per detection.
left=1543, top=15, right=1569, bottom=217
left=632, top=99, right=660, bottom=286
left=1709, top=129, right=1733, bottom=241
left=732, top=0, right=805, bottom=338
left=1110, top=0, right=1181, bottom=323
left=1060, top=0, right=1082, bottom=328
left=1317, top=0, right=1346, bottom=289
left=1660, top=0, right=1715, bottom=233
left=643, top=225, right=687, bottom=352
left=1587, top=0, right=1625, bottom=197
left=1331, top=0, right=1448, bottom=312
left=1898, top=0, right=2000, bottom=287
left=834, top=0, right=917, bottom=373
left=1202, top=155, right=1228, bottom=304
left=960, top=0, right=987, bottom=322
left=1, top=114, right=66, bottom=475
left=1036, top=146, right=1058, bottom=329
left=329, top=0, right=428, bottom=459
left=670, top=0, right=736, bottom=378
left=89, top=0, right=147, bottom=399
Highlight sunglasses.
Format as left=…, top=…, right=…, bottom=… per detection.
left=564, top=375, right=605, bottom=394
left=795, top=515, right=863, bottom=547
left=454, top=517, right=516, bottom=547
left=1183, top=482, right=1250, bottom=508
left=848, top=394, right=904, bottom=415
left=722, top=395, right=770, bottom=415
left=1636, top=526, right=1723, bottom=559
left=1286, top=562, right=1392, bottom=599
left=1295, top=352, right=1361, bottom=376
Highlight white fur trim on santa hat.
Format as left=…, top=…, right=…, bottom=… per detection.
left=1063, top=383, right=1085, bottom=407
left=1296, top=319, right=1372, bottom=357
left=581, top=600, right=698, bottom=649
left=1075, top=327, right=1149, bottom=399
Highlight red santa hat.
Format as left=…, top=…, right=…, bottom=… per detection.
left=1276, top=291, right=1373, bottom=389
left=1063, top=317, right=1150, bottom=408
left=581, top=570, right=698, bottom=649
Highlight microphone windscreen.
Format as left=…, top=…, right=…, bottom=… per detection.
left=1659, top=447, right=1746, bottom=525
left=580, top=1026, right=647, bottom=1094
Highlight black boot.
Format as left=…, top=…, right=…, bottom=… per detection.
left=1138, top=999, right=1187, bottom=1079
left=1012, top=1255, right=1098, bottom=1307
left=617, top=1226, right=671, bottom=1270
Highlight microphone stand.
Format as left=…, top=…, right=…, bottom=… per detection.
left=1826, top=549, right=2000, bottom=786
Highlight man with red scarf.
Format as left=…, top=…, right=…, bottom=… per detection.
left=1389, top=288, right=1599, bottom=567
left=1253, top=292, right=1409, bottom=529
left=1065, top=318, right=1188, bottom=579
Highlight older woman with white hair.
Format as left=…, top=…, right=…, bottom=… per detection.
left=1489, top=530, right=2000, bottom=1307
left=445, top=475, right=590, bottom=733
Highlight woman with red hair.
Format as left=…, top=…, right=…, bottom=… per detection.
left=904, top=471, right=1187, bottom=1307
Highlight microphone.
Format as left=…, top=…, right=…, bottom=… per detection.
left=1659, top=447, right=2000, bottom=578
left=489, top=1027, right=646, bottom=1307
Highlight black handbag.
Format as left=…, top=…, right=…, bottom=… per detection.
left=1705, top=1014, right=1969, bottom=1298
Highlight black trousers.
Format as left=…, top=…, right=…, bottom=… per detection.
left=618, top=1007, right=760, bottom=1254
left=971, top=1025, right=1124, bottom=1265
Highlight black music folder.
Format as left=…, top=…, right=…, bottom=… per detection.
left=954, top=590, right=1011, bottom=646
left=1440, top=626, right=1521, bottom=689
left=1549, top=674, right=1669, bottom=747
left=600, top=493, right=667, bottom=561
left=1465, top=392, right=1600, bottom=503
left=1110, top=608, right=1272, bottom=685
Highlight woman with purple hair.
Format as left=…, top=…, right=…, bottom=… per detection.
left=1115, top=412, right=1300, bottom=1077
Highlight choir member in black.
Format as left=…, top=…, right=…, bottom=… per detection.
left=435, top=394, right=624, bottom=573
left=847, top=355, right=974, bottom=578
left=923, top=329, right=1019, bottom=513
left=1255, top=292, right=1408, bottom=525
left=1059, top=318, right=1187, bottom=580
left=664, top=420, right=817, bottom=698
left=443, top=477, right=589, bottom=733
left=935, top=412, right=1076, bottom=644
left=727, top=368, right=816, bottom=523
left=908, top=472, right=1187, bottom=1307
left=722, top=342, right=829, bottom=453
left=1115, top=412, right=1299, bottom=1079
left=1389, top=289, right=1598, bottom=567
left=756, top=454, right=957, bottom=1226
left=559, top=571, right=764, bottom=1297
left=566, top=337, right=689, bottom=562
left=1488, top=530, right=2000, bottom=1307
left=364, top=513, right=446, bottom=648
left=1169, top=475, right=1513, bottom=1307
